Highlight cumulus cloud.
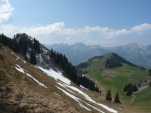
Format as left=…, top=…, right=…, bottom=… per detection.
left=0, top=0, right=13, bottom=24
left=0, top=22, right=151, bottom=47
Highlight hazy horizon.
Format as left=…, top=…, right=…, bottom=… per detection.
left=0, top=0, right=151, bottom=47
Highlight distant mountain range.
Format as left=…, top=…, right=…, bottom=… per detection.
left=47, top=43, right=108, bottom=65
left=47, top=43, right=151, bottom=68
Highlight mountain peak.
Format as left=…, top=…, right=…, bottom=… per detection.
left=78, top=52, right=138, bottom=69
left=103, top=53, right=127, bottom=68
left=104, top=52, right=119, bottom=57
left=14, top=33, right=33, bottom=43
left=100, top=52, right=139, bottom=68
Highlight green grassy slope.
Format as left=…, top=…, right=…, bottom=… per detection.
left=77, top=53, right=151, bottom=112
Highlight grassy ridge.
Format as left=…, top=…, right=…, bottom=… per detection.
left=78, top=53, right=151, bottom=112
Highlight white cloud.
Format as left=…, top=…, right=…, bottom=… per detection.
left=131, top=23, right=151, bottom=32
left=0, top=0, right=13, bottom=24
left=1, top=22, right=151, bottom=47
left=0, top=0, right=150, bottom=47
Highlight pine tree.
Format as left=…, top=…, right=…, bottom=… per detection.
left=30, top=50, right=36, bottom=65
left=149, top=82, right=151, bottom=87
left=106, top=90, right=112, bottom=102
left=149, top=69, right=151, bottom=76
left=33, top=38, right=40, bottom=53
left=114, top=92, right=121, bottom=104
left=124, top=83, right=138, bottom=96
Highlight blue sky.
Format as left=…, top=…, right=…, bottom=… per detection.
left=10, top=0, right=151, bottom=27
left=0, top=0, right=151, bottom=47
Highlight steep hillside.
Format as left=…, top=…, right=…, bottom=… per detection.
left=0, top=33, right=98, bottom=91
left=78, top=53, right=151, bottom=113
left=0, top=46, right=82, bottom=113
left=0, top=34, right=119, bottom=113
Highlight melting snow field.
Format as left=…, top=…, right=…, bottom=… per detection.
left=15, top=64, right=47, bottom=88
left=56, top=86, right=92, bottom=112
left=38, top=67, right=118, bottom=113
left=37, top=66, right=71, bottom=85
left=57, top=82, right=117, bottom=113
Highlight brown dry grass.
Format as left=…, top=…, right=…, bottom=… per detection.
left=0, top=46, right=88, bottom=113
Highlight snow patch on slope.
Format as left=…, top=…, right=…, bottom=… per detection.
left=11, top=52, right=26, bottom=63
left=57, top=82, right=118, bottom=113
left=97, top=103, right=118, bottom=113
left=37, top=66, right=71, bottom=85
left=56, top=86, right=91, bottom=112
left=15, top=64, right=25, bottom=73
left=57, top=82, right=95, bottom=103
left=80, top=85, right=88, bottom=90
left=38, top=66, right=118, bottom=113
left=57, top=83, right=105, bottom=113
left=84, top=102, right=105, bottom=113
left=26, top=73, right=48, bottom=88
left=15, top=65, right=47, bottom=88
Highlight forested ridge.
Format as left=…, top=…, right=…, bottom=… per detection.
left=0, top=33, right=99, bottom=91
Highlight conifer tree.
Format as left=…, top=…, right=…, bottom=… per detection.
left=149, top=69, right=151, bottom=76
left=106, top=90, right=112, bottom=102
left=114, top=92, right=121, bottom=104
left=30, top=50, right=36, bottom=65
